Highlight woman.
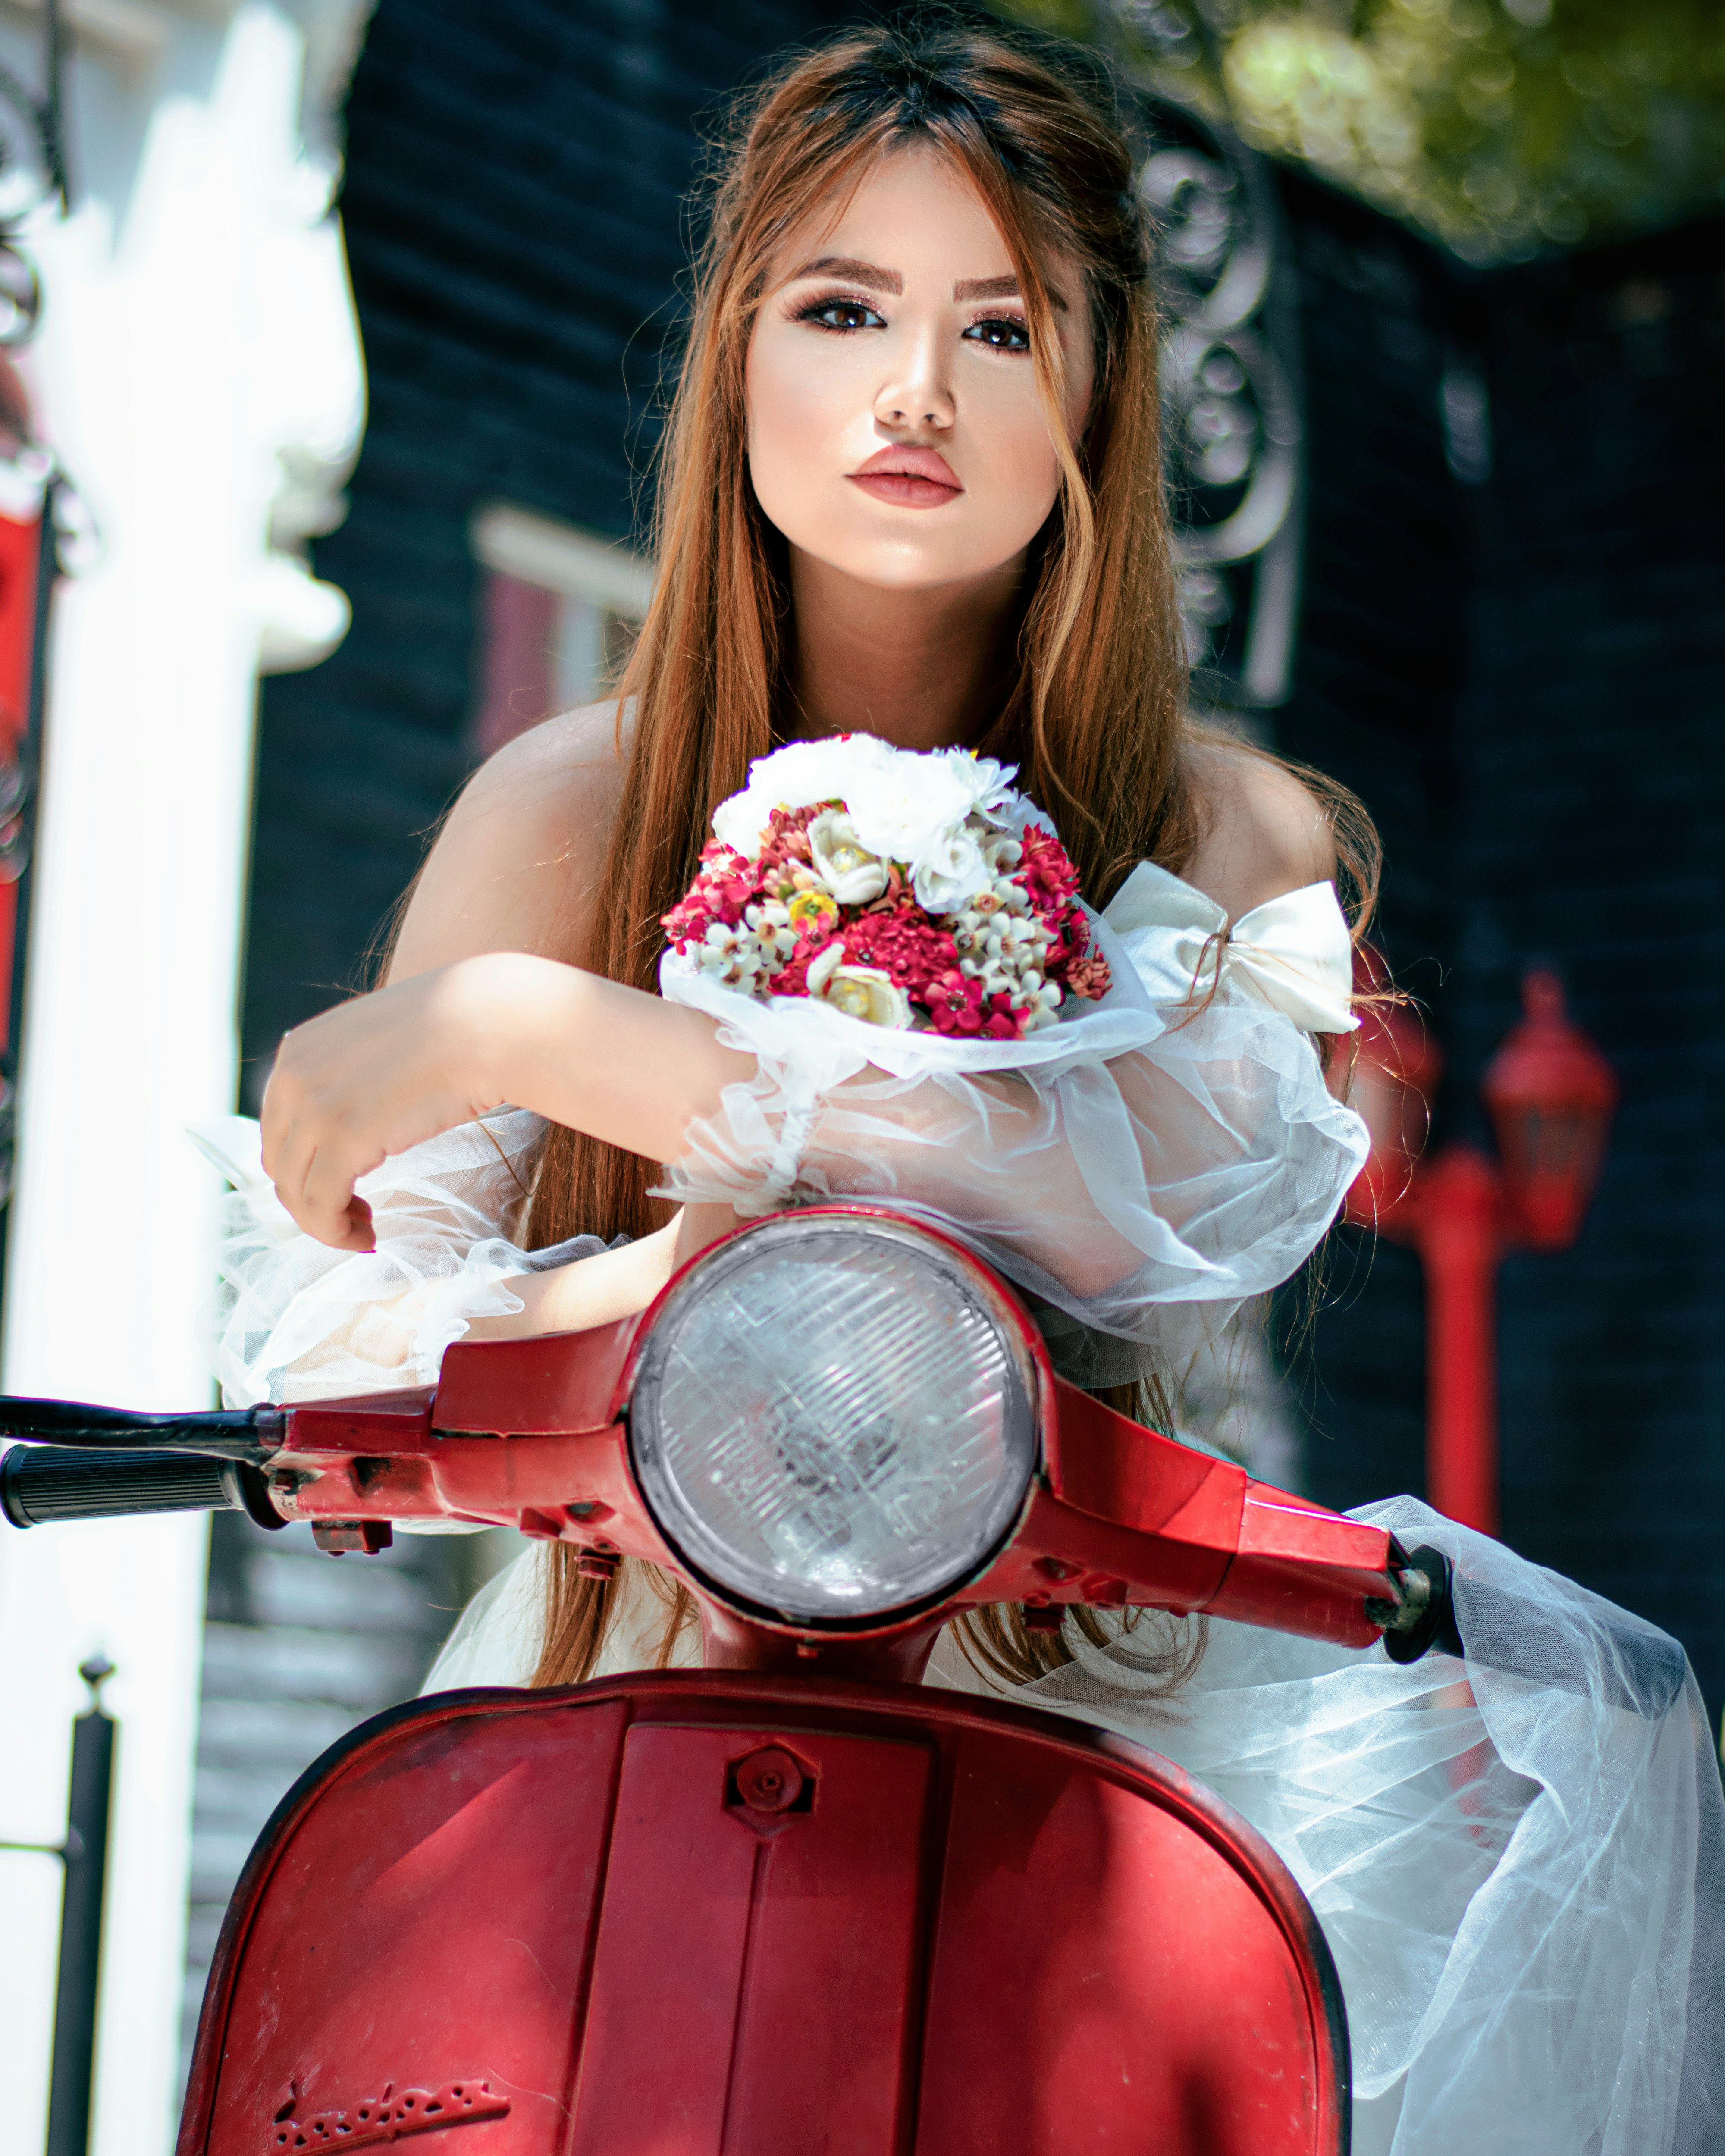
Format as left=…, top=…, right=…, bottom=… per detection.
left=232, top=15, right=1370, bottom=1662
left=205, top=19, right=1722, bottom=2153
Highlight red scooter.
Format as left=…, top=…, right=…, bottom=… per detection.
left=2, top=1206, right=1460, bottom=2156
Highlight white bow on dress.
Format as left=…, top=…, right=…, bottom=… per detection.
left=1102, top=861, right=1358, bottom=1035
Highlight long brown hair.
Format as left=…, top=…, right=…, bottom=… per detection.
left=521, top=15, right=1364, bottom=1692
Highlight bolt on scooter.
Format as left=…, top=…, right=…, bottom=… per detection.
left=2, top=1204, right=1463, bottom=2156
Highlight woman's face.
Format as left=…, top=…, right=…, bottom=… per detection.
left=745, top=147, right=1093, bottom=594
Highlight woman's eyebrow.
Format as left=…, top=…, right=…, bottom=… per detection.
left=784, top=259, right=1067, bottom=311
left=789, top=255, right=902, bottom=292
left=955, top=273, right=1068, bottom=312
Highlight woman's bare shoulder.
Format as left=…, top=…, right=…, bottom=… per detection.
left=1178, top=733, right=1337, bottom=923
left=387, top=701, right=630, bottom=980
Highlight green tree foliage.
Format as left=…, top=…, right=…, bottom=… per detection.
left=998, top=0, right=1725, bottom=259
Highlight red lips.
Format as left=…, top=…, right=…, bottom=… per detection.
left=846, top=443, right=963, bottom=509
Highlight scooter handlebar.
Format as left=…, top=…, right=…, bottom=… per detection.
left=0, top=1395, right=279, bottom=1461
left=0, top=1212, right=1458, bottom=1668
left=0, top=1442, right=286, bottom=1530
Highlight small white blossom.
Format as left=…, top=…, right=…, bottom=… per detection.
left=696, top=921, right=769, bottom=986
left=983, top=915, right=1051, bottom=978
left=951, top=915, right=985, bottom=956
left=743, top=900, right=797, bottom=964
left=958, top=956, right=1014, bottom=997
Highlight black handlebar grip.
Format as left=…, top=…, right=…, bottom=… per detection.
left=0, top=1445, right=286, bottom=1529
left=0, top=1395, right=277, bottom=1462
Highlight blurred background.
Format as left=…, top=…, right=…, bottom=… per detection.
left=0, top=2, right=1719, bottom=2152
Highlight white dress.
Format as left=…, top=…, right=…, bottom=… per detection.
left=199, top=862, right=1369, bottom=1401
left=198, top=864, right=1725, bottom=2156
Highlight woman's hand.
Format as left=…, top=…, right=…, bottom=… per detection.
left=262, top=957, right=522, bottom=1251
left=263, top=952, right=756, bottom=1252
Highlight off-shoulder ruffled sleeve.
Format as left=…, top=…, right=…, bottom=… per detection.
left=656, top=863, right=1370, bottom=1385
left=193, top=1108, right=608, bottom=1407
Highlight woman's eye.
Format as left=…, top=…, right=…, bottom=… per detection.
left=963, top=316, right=1031, bottom=354
left=797, top=297, right=887, bottom=333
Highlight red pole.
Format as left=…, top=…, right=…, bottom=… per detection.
left=0, top=501, right=41, bottom=1046
left=1414, top=1145, right=1503, bottom=1535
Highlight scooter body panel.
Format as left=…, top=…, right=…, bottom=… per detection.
left=181, top=1673, right=1348, bottom=2156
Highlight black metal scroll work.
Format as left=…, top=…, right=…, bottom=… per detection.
left=0, top=1655, right=117, bottom=2156
left=0, top=0, right=65, bottom=234
left=1137, top=97, right=1304, bottom=720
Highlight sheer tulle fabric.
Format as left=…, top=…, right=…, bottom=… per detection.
left=424, top=1502, right=1725, bottom=2156
left=192, top=1109, right=607, bottom=1407
left=944, top=1498, right=1725, bottom=2156
left=195, top=867, right=1365, bottom=1403
left=656, top=865, right=1370, bottom=1385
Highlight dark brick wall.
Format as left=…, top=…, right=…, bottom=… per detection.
left=1268, top=171, right=1470, bottom=1520
left=1455, top=221, right=1725, bottom=1704
left=1279, top=181, right=1725, bottom=1723
left=242, top=0, right=867, bottom=1093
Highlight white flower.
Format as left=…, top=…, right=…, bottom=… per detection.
left=983, top=914, right=1051, bottom=974
left=845, top=751, right=1014, bottom=879
left=707, top=737, right=1026, bottom=916
left=743, top=899, right=797, bottom=964
left=711, top=734, right=900, bottom=859
left=710, top=789, right=775, bottom=860
left=807, top=809, right=889, bottom=903
left=958, top=956, right=1014, bottom=997
left=821, top=966, right=913, bottom=1028
left=804, top=940, right=911, bottom=1028
left=695, top=921, right=769, bottom=986
left=909, top=826, right=991, bottom=915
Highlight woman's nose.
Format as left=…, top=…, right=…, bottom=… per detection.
left=873, top=329, right=954, bottom=430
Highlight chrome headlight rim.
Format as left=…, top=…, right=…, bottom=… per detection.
left=626, top=1207, right=1043, bottom=1634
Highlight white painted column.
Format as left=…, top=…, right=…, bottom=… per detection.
left=0, top=6, right=367, bottom=2153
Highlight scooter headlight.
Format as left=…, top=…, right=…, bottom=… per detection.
left=628, top=1213, right=1038, bottom=1626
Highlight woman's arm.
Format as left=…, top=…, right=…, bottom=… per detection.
left=241, top=704, right=738, bottom=1371
left=385, top=699, right=627, bottom=980
left=263, top=696, right=753, bottom=1252
left=260, top=734, right=1353, bottom=1370
left=262, top=951, right=749, bottom=1249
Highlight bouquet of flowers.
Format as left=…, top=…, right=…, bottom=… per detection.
left=661, top=736, right=1110, bottom=1041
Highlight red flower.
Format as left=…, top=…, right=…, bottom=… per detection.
left=1063, top=952, right=1113, bottom=1000
left=928, top=969, right=985, bottom=1035
left=839, top=905, right=959, bottom=996
left=1016, top=824, right=1082, bottom=908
